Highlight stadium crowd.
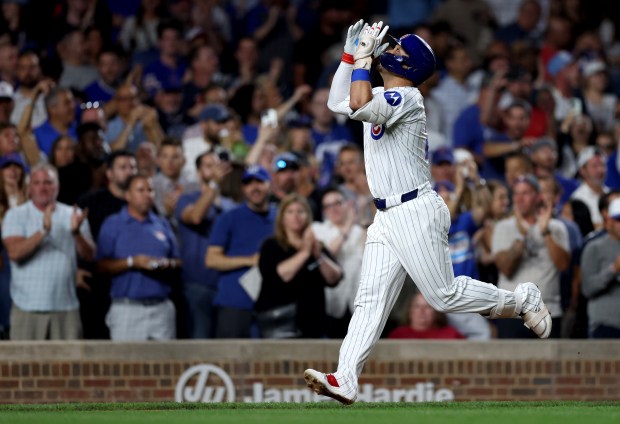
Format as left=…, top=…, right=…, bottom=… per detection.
left=0, top=0, right=619, bottom=341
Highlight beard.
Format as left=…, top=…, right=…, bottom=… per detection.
left=19, top=78, right=38, bottom=89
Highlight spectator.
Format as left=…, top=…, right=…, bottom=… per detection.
left=141, top=19, right=186, bottom=98
left=205, top=165, right=276, bottom=338
left=105, top=84, right=165, bottom=152
left=312, top=188, right=364, bottom=338
left=10, top=51, right=50, bottom=128
left=77, top=151, right=137, bottom=339
left=175, top=150, right=235, bottom=338
left=388, top=291, right=465, bottom=339
left=33, top=87, right=78, bottom=157
left=57, top=30, right=99, bottom=91
left=154, top=84, right=192, bottom=139
left=336, top=144, right=375, bottom=228
left=0, top=152, right=28, bottom=338
left=83, top=49, right=123, bottom=105
left=494, top=0, right=542, bottom=46
left=0, top=42, right=17, bottom=85
left=492, top=174, right=569, bottom=338
left=0, top=81, right=14, bottom=123
left=530, top=137, right=579, bottom=205
left=571, top=146, right=609, bottom=229
left=152, top=138, right=197, bottom=220
left=580, top=197, right=620, bottom=338
left=270, top=151, right=301, bottom=205
left=257, top=193, right=342, bottom=338
left=2, top=164, right=95, bottom=340
left=119, top=0, right=166, bottom=56
left=430, top=146, right=456, bottom=184
left=581, top=60, right=617, bottom=134
left=96, top=174, right=181, bottom=341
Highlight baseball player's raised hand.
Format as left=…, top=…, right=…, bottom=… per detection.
left=354, top=21, right=389, bottom=70
left=344, top=19, right=365, bottom=55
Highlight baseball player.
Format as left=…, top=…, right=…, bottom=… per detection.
left=304, top=20, right=552, bottom=405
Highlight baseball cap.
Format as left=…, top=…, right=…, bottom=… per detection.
left=431, top=147, right=454, bottom=166
left=242, top=165, right=271, bottom=184
left=0, top=152, right=28, bottom=173
left=547, top=51, right=573, bottom=77
left=513, top=174, right=540, bottom=192
left=198, top=104, right=231, bottom=123
left=0, top=82, right=14, bottom=100
left=582, top=60, right=606, bottom=78
left=273, top=152, right=300, bottom=172
left=577, top=146, right=604, bottom=168
left=608, top=198, right=620, bottom=220
left=433, top=180, right=455, bottom=193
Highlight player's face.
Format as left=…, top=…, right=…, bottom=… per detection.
left=283, top=201, right=309, bottom=234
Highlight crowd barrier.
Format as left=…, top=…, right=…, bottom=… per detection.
left=0, top=340, right=618, bottom=403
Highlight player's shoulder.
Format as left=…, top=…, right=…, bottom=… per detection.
left=373, top=86, right=422, bottom=108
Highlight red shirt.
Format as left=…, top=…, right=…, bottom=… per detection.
left=388, top=326, right=466, bottom=340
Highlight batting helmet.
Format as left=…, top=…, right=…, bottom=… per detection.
left=379, top=34, right=436, bottom=86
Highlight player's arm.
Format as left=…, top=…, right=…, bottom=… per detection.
left=327, top=20, right=365, bottom=115
left=349, top=22, right=388, bottom=112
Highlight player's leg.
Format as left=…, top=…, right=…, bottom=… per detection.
left=305, top=223, right=407, bottom=404
left=389, top=192, right=550, bottom=337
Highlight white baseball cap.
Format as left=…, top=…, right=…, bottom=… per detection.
left=0, top=82, right=14, bottom=100
left=608, top=198, right=620, bottom=219
left=577, top=146, right=605, bottom=168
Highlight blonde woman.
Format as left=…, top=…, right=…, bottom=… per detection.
left=257, top=193, right=342, bottom=338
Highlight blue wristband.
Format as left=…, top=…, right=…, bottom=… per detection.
left=351, top=69, right=371, bottom=82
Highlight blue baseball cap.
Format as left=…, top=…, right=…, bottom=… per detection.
left=199, top=104, right=231, bottom=123
left=242, top=165, right=271, bottom=184
left=0, top=152, right=29, bottom=173
left=431, top=147, right=454, bottom=165
left=547, top=51, right=573, bottom=77
left=433, top=180, right=455, bottom=193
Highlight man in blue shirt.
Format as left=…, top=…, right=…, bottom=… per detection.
left=175, top=150, right=236, bottom=338
left=96, top=175, right=181, bottom=340
left=206, top=165, right=276, bottom=338
left=33, top=87, right=77, bottom=156
left=83, top=49, right=122, bottom=105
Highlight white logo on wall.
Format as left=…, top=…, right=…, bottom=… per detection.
left=175, top=364, right=454, bottom=403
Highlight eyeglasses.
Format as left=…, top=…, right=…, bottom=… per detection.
left=80, top=101, right=100, bottom=110
left=323, top=200, right=344, bottom=210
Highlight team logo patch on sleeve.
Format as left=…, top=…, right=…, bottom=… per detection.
left=383, top=91, right=402, bottom=106
left=370, top=124, right=385, bottom=140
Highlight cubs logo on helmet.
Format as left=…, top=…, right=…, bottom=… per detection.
left=370, top=124, right=385, bottom=140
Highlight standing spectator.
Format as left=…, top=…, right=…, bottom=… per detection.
left=0, top=152, right=28, bottom=339
left=105, top=84, right=165, bottom=152
left=152, top=138, right=197, bottom=220
left=530, top=137, right=579, bottom=205
left=580, top=197, right=620, bottom=338
left=119, top=0, right=166, bottom=56
left=96, top=175, right=181, bottom=341
left=10, top=51, right=50, bottom=128
left=57, top=30, right=99, bottom=91
left=2, top=164, right=95, bottom=340
left=83, top=49, right=123, bottom=105
left=581, top=61, right=617, bottom=134
left=336, top=144, right=375, bottom=228
left=33, top=87, right=78, bottom=157
left=77, top=151, right=137, bottom=339
left=312, top=188, right=364, bottom=338
left=205, top=165, right=276, bottom=338
left=571, top=147, right=609, bottom=229
left=141, top=19, right=187, bottom=98
left=430, top=44, right=476, bottom=145
left=257, top=193, right=342, bottom=338
left=175, top=150, right=235, bottom=338
left=492, top=175, right=570, bottom=338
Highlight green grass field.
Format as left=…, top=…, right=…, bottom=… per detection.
left=0, top=401, right=619, bottom=424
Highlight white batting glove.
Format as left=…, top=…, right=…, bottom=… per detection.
left=353, top=21, right=390, bottom=70
left=344, top=19, right=365, bottom=56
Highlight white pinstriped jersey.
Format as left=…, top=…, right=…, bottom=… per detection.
left=326, top=62, right=431, bottom=199
left=349, top=86, right=430, bottom=198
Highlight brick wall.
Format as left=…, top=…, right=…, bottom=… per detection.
left=1, top=340, right=619, bottom=403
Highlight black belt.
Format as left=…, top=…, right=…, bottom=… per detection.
left=113, top=297, right=167, bottom=306
left=373, top=188, right=419, bottom=211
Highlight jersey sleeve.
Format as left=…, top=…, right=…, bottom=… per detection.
left=327, top=61, right=354, bottom=116
left=349, top=87, right=422, bottom=127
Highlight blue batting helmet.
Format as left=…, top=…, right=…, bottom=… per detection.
left=379, top=34, right=436, bottom=86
